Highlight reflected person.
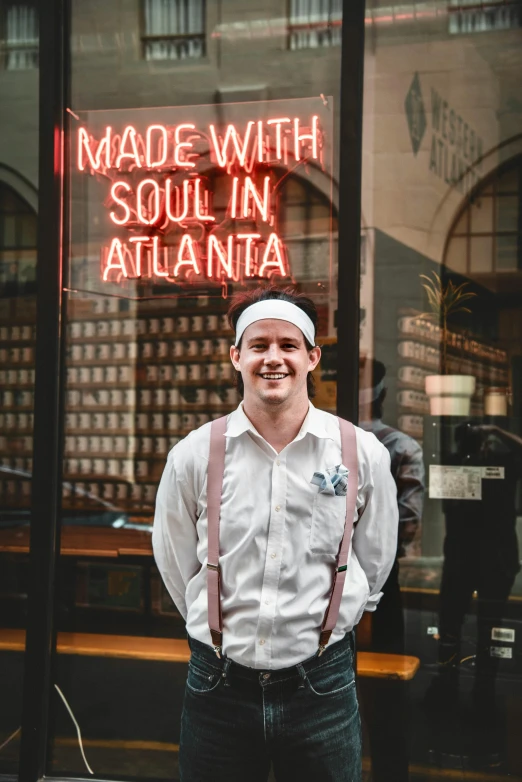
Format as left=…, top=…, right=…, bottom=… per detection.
left=359, top=359, right=425, bottom=652
left=358, top=358, right=425, bottom=782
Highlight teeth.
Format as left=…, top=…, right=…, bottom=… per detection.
left=261, top=374, right=286, bottom=379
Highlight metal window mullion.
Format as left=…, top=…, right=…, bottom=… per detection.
left=491, top=176, right=498, bottom=272
left=336, top=0, right=365, bottom=423
left=515, top=161, right=522, bottom=270
left=18, top=0, right=69, bottom=778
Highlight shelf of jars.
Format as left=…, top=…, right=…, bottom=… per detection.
left=0, top=292, right=241, bottom=516
left=0, top=306, right=37, bottom=513
left=64, top=295, right=238, bottom=517
left=396, top=309, right=509, bottom=442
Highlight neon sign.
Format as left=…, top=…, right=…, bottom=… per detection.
left=74, top=101, right=330, bottom=287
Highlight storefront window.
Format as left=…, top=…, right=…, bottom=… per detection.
left=0, top=146, right=38, bottom=773
left=46, top=2, right=341, bottom=776
left=359, top=2, right=522, bottom=779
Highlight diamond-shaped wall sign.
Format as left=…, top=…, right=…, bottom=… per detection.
left=404, top=72, right=426, bottom=156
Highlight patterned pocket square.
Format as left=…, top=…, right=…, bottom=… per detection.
left=311, top=464, right=349, bottom=496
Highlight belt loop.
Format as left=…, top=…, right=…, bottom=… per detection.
left=296, top=663, right=307, bottom=690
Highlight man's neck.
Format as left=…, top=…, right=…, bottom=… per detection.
left=242, top=397, right=310, bottom=453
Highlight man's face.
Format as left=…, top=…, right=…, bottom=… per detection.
left=229, top=318, right=321, bottom=409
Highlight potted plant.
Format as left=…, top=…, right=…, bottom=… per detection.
left=419, top=271, right=477, bottom=415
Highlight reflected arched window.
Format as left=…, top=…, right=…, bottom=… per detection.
left=279, top=174, right=337, bottom=282
left=444, top=156, right=521, bottom=276
left=0, top=182, right=37, bottom=297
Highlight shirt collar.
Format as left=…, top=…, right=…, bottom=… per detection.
left=225, top=401, right=334, bottom=442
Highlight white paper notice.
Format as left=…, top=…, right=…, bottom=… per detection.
left=429, top=465, right=482, bottom=500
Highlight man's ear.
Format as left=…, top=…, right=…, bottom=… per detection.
left=230, top=344, right=241, bottom=371
left=308, top=345, right=321, bottom=373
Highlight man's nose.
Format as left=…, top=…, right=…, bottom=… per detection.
left=264, top=346, right=284, bottom=363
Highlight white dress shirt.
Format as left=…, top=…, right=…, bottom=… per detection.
left=153, top=402, right=398, bottom=669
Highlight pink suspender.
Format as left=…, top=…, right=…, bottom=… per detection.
left=319, top=417, right=358, bottom=654
left=206, top=415, right=228, bottom=654
left=207, top=415, right=358, bottom=658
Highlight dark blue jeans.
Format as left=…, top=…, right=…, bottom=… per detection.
left=179, top=633, right=361, bottom=782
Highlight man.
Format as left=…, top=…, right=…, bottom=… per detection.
left=153, top=286, right=398, bottom=782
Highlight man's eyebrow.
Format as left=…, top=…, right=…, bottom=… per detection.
left=246, top=335, right=302, bottom=345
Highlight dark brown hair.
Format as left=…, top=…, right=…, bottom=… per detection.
left=227, top=285, right=318, bottom=399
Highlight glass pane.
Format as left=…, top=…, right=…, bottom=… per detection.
left=1, top=215, right=17, bottom=247
left=470, top=235, right=493, bottom=272
left=0, top=0, right=39, bottom=755
left=495, top=234, right=519, bottom=271
left=49, top=1, right=342, bottom=776
left=360, top=5, right=522, bottom=781
left=497, top=194, right=519, bottom=233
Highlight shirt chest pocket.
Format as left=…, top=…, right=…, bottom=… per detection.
left=309, top=492, right=347, bottom=555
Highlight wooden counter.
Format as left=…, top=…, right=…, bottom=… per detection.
left=0, top=629, right=420, bottom=681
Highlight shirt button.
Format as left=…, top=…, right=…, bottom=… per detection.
left=265, top=599, right=270, bottom=605
left=259, top=639, right=265, bottom=646
left=270, top=552, right=277, bottom=559
left=276, top=460, right=280, bottom=466
left=275, top=505, right=280, bottom=512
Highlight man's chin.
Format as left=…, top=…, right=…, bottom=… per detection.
left=256, top=388, right=288, bottom=406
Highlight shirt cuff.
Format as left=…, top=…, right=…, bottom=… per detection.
left=363, top=591, right=384, bottom=612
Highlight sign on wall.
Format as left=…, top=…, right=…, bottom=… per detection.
left=71, top=97, right=332, bottom=295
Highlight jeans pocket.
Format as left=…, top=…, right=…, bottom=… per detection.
left=186, top=659, right=223, bottom=695
left=305, top=654, right=355, bottom=697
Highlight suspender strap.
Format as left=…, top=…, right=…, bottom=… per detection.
left=207, top=415, right=358, bottom=659
left=207, top=415, right=228, bottom=656
left=318, top=417, right=358, bottom=654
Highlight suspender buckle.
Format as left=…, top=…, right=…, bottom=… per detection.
left=337, top=564, right=347, bottom=573
left=207, top=563, right=220, bottom=572
left=318, top=629, right=332, bottom=656
left=210, top=628, right=223, bottom=659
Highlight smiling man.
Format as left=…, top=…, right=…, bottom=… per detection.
left=153, top=286, right=398, bottom=782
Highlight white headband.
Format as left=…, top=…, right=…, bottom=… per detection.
left=358, top=378, right=386, bottom=405
left=234, top=300, right=316, bottom=347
